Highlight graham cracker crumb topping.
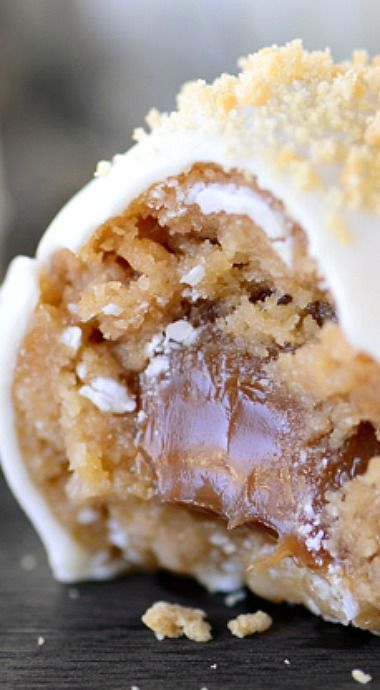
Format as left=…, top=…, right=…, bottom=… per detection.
left=144, top=40, right=380, bottom=214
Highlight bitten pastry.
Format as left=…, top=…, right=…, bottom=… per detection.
left=2, top=41, right=380, bottom=632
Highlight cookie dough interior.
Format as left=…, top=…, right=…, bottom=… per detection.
left=13, top=164, right=380, bottom=626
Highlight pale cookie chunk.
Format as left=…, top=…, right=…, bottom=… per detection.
left=141, top=601, right=212, bottom=642
left=227, top=610, right=272, bottom=638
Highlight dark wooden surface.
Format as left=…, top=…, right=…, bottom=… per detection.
left=1, top=477, right=380, bottom=689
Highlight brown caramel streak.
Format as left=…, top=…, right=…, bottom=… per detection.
left=140, top=333, right=380, bottom=569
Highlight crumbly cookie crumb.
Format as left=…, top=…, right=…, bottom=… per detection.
left=227, top=610, right=272, bottom=638
left=352, top=669, right=372, bottom=684
left=20, top=554, right=37, bottom=571
left=141, top=601, right=212, bottom=642
left=224, top=589, right=246, bottom=607
left=68, top=587, right=80, bottom=600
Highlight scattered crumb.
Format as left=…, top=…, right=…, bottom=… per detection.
left=144, top=332, right=164, bottom=358
left=227, top=610, right=273, bottom=638
left=210, top=663, right=218, bottom=669
left=130, top=686, right=140, bottom=690
left=68, top=587, right=80, bottom=600
left=20, top=554, right=37, bottom=571
left=132, top=126, right=147, bottom=143
left=141, top=601, right=212, bottom=642
left=224, top=589, right=247, bottom=607
left=180, top=264, right=205, bottom=286
left=284, top=658, right=291, bottom=666
left=60, top=326, right=82, bottom=352
left=94, top=160, right=112, bottom=177
left=37, top=636, right=45, bottom=647
left=165, top=319, right=198, bottom=345
left=352, top=669, right=372, bottom=684
left=79, top=376, right=136, bottom=414
left=144, top=355, right=169, bottom=379
left=136, top=410, right=148, bottom=424
left=102, top=302, right=123, bottom=316
left=77, top=507, right=100, bottom=525
left=209, top=532, right=236, bottom=555
left=67, top=302, right=78, bottom=315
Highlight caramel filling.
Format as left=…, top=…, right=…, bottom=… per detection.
left=141, top=331, right=380, bottom=565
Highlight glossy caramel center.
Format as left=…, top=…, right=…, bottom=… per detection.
left=140, top=333, right=380, bottom=564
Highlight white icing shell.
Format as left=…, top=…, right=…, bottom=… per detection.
left=0, top=121, right=378, bottom=591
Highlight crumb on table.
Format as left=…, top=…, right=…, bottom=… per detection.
left=352, top=669, right=372, bottom=684
left=20, top=554, right=37, bottom=571
left=68, top=587, right=80, bottom=600
left=141, top=601, right=212, bottom=642
left=224, top=589, right=246, bottom=607
left=227, top=610, right=273, bottom=638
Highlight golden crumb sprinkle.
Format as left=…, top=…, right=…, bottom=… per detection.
left=352, top=669, right=373, bottom=684
left=145, top=107, right=163, bottom=130
left=227, top=610, right=273, bottom=638
left=365, top=112, right=380, bottom=147
left=147, top=40, right=380, bottom=214
left=141, top=601, right=212, bottom=642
